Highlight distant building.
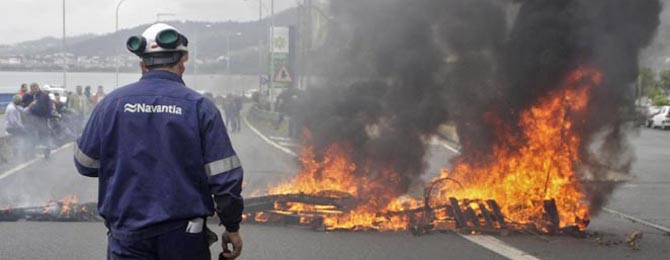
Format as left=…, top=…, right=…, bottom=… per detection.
left=0, top=57, right=21, bottom=65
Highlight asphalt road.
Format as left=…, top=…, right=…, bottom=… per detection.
left=0, top=113, right=669, bottom=259
left=606, top=128, right=670, bottom=228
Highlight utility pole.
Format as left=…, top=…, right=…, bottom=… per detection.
left=115, top=0, right=128, bottom=88
left=300, top=0, right=313, bottom=90
left=269, top=0, right=275, bottom=104
left=192, top=24, right=211, bottom=88
left=62, top=0, right=67, bottom=88
left=258, top=0, right=263, bottom=77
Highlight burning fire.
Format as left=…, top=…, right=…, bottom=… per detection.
left=259, top=67, right=600, bottom=232
left=435, top=67, right=599, bottom=231
left=43, top=195, right=79, bottom=216
left=267, top=143, right=419, bottom=231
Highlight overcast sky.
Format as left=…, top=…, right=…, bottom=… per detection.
left=0, top=0, right=298, bottom=45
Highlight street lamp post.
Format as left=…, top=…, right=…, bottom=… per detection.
left=62, top=0, right=67, bottom=88
left=115, top=0, right=129, bottom=88
left=193, top=24, right=212, bottom=88
left=258, top=0, right=263, bottom=76
left=269, top=0, right=275, bottom=105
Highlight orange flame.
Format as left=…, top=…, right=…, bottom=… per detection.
left=263, top=66, right=599, bottom=232
left=435, top=67, right=600, bottom=231
left=266, top=140, right=420, bottom=231
left=43, top=195, right=79, bottom=216
left=59, top=195, right=79, bottom=215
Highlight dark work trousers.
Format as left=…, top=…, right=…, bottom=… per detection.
left=107, top=223, right=211, bottom=260
left=24, top=114, right=49, bottom=155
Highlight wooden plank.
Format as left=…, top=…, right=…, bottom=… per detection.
left=244, top=193, right=358, bottom=213
left=487, top=200, right=507, bottom=229
left=464, top=206, right=481, bottom=227
left=479, top=203, right=495, bottom=229
left=449, top=197, right=467, bottom=228
left=543, top=199, right=560, bottom=234
left=0, top=211, right=20, bottom=221
left=266, top=210, right=303, bottom=225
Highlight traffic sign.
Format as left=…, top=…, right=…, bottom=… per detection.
left=274, top=66, right=293, bottom=83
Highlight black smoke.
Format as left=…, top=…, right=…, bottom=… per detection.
left=297, top=0, right=662, bottom=209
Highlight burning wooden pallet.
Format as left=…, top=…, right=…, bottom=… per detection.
left=0, top=193, right=585, bottom=237
left=242, top=192, right=586, bottom=237
left=243, top=192, right=357, bottom=230
left=0, top=202, right=101, bottom=222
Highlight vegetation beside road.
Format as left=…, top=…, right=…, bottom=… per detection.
left=639, top=67, right=670, bottom=106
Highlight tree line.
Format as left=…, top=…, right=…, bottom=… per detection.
left=639, top=67, right=670, bottom=106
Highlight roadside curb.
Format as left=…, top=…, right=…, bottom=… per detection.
left=243, top=113, right=298, bottom=158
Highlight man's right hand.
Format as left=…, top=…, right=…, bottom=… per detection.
left=221, top=231, right=243, bottom=260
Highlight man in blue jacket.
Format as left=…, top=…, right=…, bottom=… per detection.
left=74, top=23, right=244, bottom=260
left=25, top=83, right=53, bottom=158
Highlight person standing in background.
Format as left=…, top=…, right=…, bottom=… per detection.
left=6, top=95, right=28, bottom=160
left=6, top=95, right=27, bottom=135
left=233, top=95, right=243, bottom=132
left=26, top=84, right=53, bottom=158
left=18, top=84, right=28, bottom=97
left=21, top=83, right=39, bottom=108
left=91, top=85, right=106, bottom=107
left=224, top=94, right=237, bottom=132
left=84, top=86, right=93, bottom=110
left=215, top=94, right=225, bottom=111
left=53, top=93, right=65, bottom=114
left=68, top=86, right=88, bottom=134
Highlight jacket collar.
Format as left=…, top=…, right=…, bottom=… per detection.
left=141, top=70, right=185, bottom=85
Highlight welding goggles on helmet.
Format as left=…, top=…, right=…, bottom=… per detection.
left=126, top=29, right=189, bottom=56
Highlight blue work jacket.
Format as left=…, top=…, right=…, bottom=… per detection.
left=74, top=70, right=243, bottom=240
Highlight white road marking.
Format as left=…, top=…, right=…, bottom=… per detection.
left=602, top=207, right=670, bottom=235
left=270, top=136, right=294, bottom=142
left=245, top=118, right=540, bottom=260
left=436, top=140, right=542, bottom=259
left=439, top=141, right=461, bottom=155
left=440, top=143, right=461, bottom=154
left=0, top=142, right=73, bottom=181
left=277, top=141, right=300, bottom=148
left=243, top=115, right=298, bottom=157
left=460, top=234, right=542, bottom=260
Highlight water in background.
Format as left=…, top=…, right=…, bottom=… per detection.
left=0, top=71, right=258, bottom=96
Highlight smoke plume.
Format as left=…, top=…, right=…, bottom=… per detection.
left=298, top=0, right=662, bottom=210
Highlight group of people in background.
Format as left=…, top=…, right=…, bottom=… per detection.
left=5, top=83, right=106, bottom=159
left=213, top=93, right=243, bottom=133
left=4, top=82, right=247, bottom=161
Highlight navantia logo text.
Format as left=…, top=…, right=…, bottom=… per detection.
left=124, top=103, right=183, bottom=115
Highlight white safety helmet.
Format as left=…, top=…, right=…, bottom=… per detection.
left=126, top=23, right=189, bottom=57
